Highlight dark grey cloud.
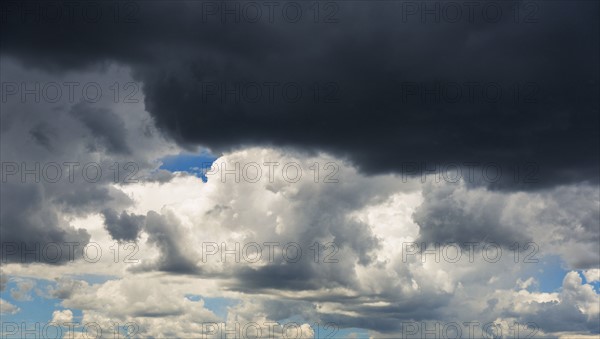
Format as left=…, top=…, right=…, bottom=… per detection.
left=29, top=122, right=57, bottom=151
left=231, top=293, right=452, bottom=334
left=318, top=298, right=450, bottom=333
left=412, top=182, right=600, bottom=269
left=0, top=57, right=177, bottom=264
left=0, top=272, right=7, bottom=292
left=101, top=208, right=145, bottom=242
left=0, top=182, right=91, bottom=263
left=46, top=277, right=87, bottom=300
left=1, top=1, right=597, bottom=189
left=52, top=185, right=130, bottom=216
left=69, top=102, right=131, bottom=155
left=230, top=264, right=323, bottom=291
left=135, top=210, right=200, bottom=274
left=413, top=182, right=530, bottom=247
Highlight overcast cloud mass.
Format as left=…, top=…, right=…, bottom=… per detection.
left=0, top=1, right=598, bottom=338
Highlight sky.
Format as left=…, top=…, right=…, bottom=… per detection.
left=0, top=0, right=599, bottom=338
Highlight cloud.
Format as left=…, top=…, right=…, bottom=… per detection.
left=0, top=60, right=179, bottom=264
left=583, top=269, right=600, bottom=284
left=69, top=102, right=131, bottom=155
left=107, top=147, right=598, bottom=335
left=0, top=298, right=20, bottom=315
left=0, top=145, right=597, bottom=337
left=492, top=271, right=600, bottom=335
left=10, top=279, right=35, bottom=301
left=56, top=276, right=222, bottom=338
left=413, top=182, right=530, bottom=247
left=413, top=181, right=600, bottom=269
left=101, top=208, right=145, bottom=242
left=0, top=271, right=8, bottom=291
left=46, top=277, right=89, bottom=300
left=136, top=210, right=200, bottom=274
left=51, top=309, right=73, bottom=324
left=1, top=1, right=598, bottom=336
left=0, top=147, right=592, bottom=337
left=1, top=1, right=598, bottom=189
left=0, top=182, right=92, bottom=263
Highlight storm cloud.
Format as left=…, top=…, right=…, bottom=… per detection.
left=1, top=0, right=598, bottom=189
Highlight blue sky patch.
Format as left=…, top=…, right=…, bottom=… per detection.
left=159, top=151, right=218, bottom=182
left=534, top=255, right=569, bottom=293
